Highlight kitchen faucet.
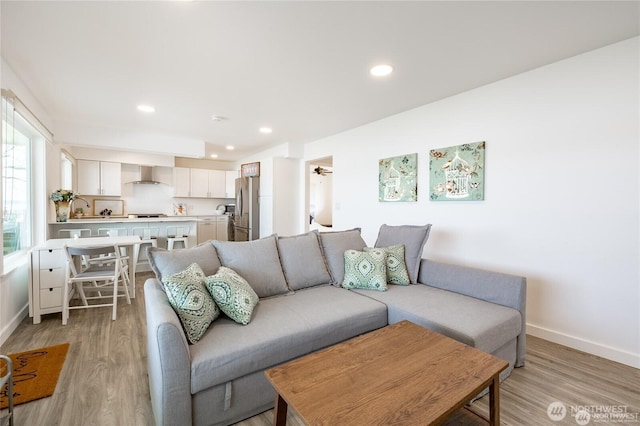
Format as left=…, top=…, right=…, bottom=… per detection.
left=70, top=197, right=90, bottom=217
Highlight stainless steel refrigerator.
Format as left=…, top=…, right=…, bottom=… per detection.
left=233, top=176, right=260, bottom=241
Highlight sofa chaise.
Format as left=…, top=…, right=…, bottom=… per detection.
left=144, top=225, right=526, bottom=426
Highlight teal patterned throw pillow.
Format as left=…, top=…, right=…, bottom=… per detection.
left=204, top=267, right=259, bottom=325
left=161, top=262, right=220, bottom=344
left=365, top=244, right=411, bottom=285
left=341, top=249, right=388, bottom=291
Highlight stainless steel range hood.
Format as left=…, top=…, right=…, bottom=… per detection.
left=130, top=165, right=162, bottom=185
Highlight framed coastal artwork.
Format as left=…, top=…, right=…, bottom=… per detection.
left=429, top=141, right=485, bottom=201
left=378, top=153, right=417, bottom=202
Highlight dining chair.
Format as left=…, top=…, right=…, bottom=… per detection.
left=62, top=244, right=131, bottom=325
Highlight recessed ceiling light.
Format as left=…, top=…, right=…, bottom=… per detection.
left=226, top=145, right=234, bottom=150
left=210, top=154, right=218, bottom=159
left=259, top=127, right=273, bottom=134
left=370, top=64, right=394, bottom=77
left=211, top=115, right=228, bottom=122
left=137, top=104, right=155, bottom=113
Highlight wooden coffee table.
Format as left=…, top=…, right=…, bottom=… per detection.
left=265, top=320, right=508, bottom=425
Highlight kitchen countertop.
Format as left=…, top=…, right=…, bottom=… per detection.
left=50, top=216, right=199, bottom=224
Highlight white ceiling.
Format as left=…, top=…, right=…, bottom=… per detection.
left=2, top=1, right=638, bottom=161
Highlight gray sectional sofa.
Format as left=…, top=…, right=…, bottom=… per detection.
left=144, top=225, right=526, bottom=426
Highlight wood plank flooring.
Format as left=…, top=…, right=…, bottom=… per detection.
left=1, top=271, right=638, bottom=426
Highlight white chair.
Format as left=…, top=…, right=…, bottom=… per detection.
left=58, top=228, right=92, bottom=238
left=62, top=244, right=131, bottom=325
left=166, top=226, right=189, bottom=250
left=131, top=227, right=159, bottom=280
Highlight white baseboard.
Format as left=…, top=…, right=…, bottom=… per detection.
left=0, top=303, right=28, bottom=347
left=527, top=323, right=640, bottom=369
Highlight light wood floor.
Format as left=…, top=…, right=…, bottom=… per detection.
left=1, top=272, right=638, bottom=426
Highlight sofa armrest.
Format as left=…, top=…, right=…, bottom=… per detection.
left=417, top=258, right=527, bottom=367
left=144, top=278, right=192, bottom=426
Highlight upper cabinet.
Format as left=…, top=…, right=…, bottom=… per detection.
left=179, top=168, right=231, bottom=198
left=77, top=160, right=121, bottom=196
left=173, top=167, right=191, bottom=197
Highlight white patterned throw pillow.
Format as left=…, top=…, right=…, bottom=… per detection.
left=365, top=244, right=410, bottom=285
left=204, top=267, right=259, bottom=325
left=341, top=249, right=388, bottom=291
left=161, top=262, right=220, bottom=344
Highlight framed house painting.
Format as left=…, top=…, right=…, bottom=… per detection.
left=378, top=153, right=417, bottom=202
left=429, top=141, right=485, bottom=201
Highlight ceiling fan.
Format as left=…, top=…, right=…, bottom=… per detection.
left=313, top=166, right=333, bottom=176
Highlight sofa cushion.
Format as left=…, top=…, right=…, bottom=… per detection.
left=189, top=285, right=388, bottom=393
left=319, top=228, right=367, bottom=286
left=160, top=263, right=220, bottom=344
left=352, top=284, right=521, bottom=354
left=342, top=249, right=387, bottom=291
left=212, top=235, right=289, bottom=298
left=375, top=224, right=431, bottom=283
left=205, top=267, right=259, bottom=325
left=365, top=244, right=410, bottom=285
left=277, top=230, right=332, bottom=290
left=148, top=241, right=221, bottom=282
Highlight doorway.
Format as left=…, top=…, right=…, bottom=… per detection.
left=306, top=156, right=333, bottom=232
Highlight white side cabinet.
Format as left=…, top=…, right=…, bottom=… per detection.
left=29, top=247, right=66, bottom=324
left=77, top=160, right=121, bottom=196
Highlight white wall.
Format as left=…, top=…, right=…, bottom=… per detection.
left=304, top=38, right=640, bottom=367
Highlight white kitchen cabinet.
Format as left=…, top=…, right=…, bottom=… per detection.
left=216, top=215, right=229, bottom=240
left=225, top=170, right=239, bottom=198
left=196, top=215, right=229, bottom=243
left=190, top=169, right=226, bottom=198
left=77, top=160, right=121, bottom=196
left=173, top=167, right=191, bottom=197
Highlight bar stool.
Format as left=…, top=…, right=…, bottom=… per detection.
left=58, top=228, right=91, bottom=238
left=132, top=228, right=160, bottom=274
left=166, top=226, right=189, bottom=250
left=98, top=228, right=129, bottom=237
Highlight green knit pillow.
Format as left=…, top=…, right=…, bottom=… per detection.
left=161, top=262, right=219, bottom=344
left=205, top=267, right=259, bottom=325
left=341, top=249, right=387, bottom=291
left=365, top=244, right=410, bottom=285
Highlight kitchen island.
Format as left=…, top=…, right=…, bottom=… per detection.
left=49, top=216, right=198, bottom=253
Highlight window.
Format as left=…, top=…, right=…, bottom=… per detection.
left=61, top=152, right=73, bottom=190
left=2, top=94, right=44, bottom=260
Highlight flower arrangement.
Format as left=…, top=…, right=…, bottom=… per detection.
left=50, top=189, right=76, bottom=203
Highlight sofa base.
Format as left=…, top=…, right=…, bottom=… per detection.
left=193, top=370, right=275, bottom=426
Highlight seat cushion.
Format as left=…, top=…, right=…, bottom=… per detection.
left=319, top=228, right=367, bottom=286
left=148, top=241, right=221, bottom=281
left=277, top=230, right=332, bottom=290
left=352, top=284, right=521, bottom=354
left=212, top=235, right=289, bottom=298
left=374, top=224, right=431, bottom=284
left=189, top=285, right=388, bottom=393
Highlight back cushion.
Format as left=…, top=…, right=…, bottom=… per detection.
left=212, top=235, right=290, bottom=298
left=375, top=224, right=432, bottom=284
left=277, top=230, right=332, bottom=291
left=319, top=228, right=367, bottom=286
left=148, top=241, right=222, bottom=282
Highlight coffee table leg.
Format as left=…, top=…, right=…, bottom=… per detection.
left=489, top=373, right=500, bottom=426
left=274, top=393, right=288, bottom=426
